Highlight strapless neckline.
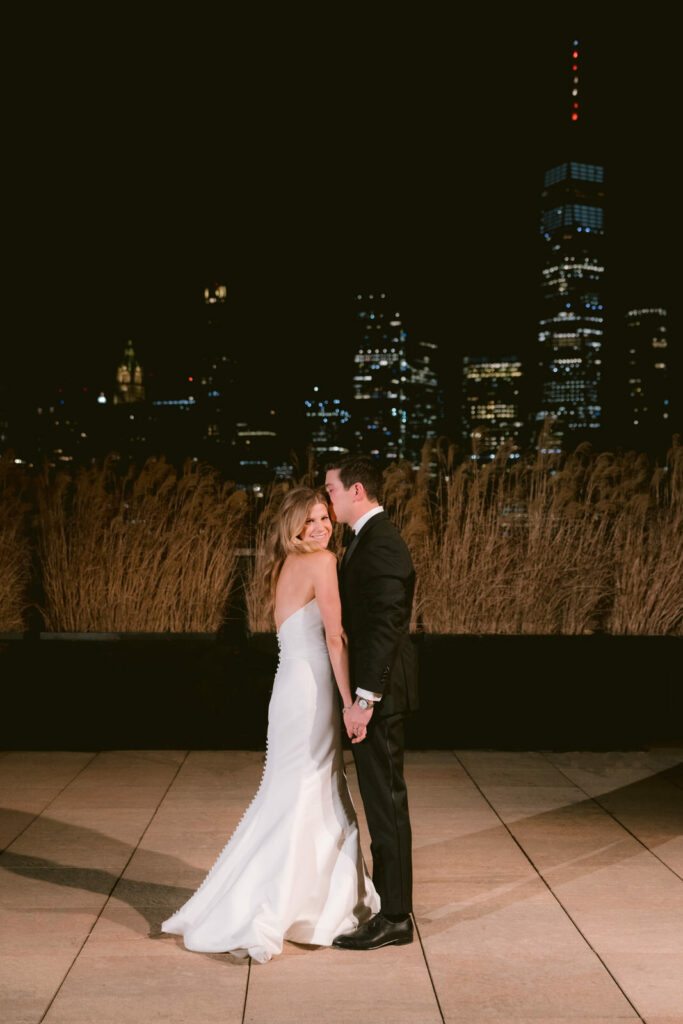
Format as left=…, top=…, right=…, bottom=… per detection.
left=276, top=597, right=318, bottom=635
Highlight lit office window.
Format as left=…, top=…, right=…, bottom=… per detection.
left=570, top=162, right=604, bottom=183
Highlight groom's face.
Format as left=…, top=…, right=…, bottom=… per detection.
left=324, top=469, right=354, bottom=526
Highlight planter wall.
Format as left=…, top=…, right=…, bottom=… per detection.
left=1, top=633, right=680, bottom=750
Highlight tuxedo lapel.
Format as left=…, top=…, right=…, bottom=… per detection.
left=340, top=511, right=386, bottom=571
left=340, top=533, right=359, bottom=569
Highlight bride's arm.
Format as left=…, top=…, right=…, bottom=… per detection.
left=310, top=551, right=353, bottom=709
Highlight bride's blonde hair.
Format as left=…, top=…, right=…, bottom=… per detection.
left=262, top=487, right=330, bottom=611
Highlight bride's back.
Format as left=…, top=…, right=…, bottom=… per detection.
left=274, top=553, right=318, bottom=632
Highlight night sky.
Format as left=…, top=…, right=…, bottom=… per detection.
left=6, top=13, right=679, bottom=429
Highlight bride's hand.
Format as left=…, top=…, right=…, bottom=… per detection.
left=343, top=703, right=373, bottom=743
left=351, top=724, right=367, bottom=744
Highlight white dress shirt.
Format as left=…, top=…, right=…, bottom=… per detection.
left=351, top=505, right=384, bottom=537
left=350, top=506, right=385, bottom=703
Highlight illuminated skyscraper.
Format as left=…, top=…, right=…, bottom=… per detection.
left=536, top=162, right=606, bottom=440
left=351, top=292, right=441, bottom=464
left=405, top=340, right=442, bottom=465
left=462, top=356, right=524, bottom=458
left=114, top=340, right=145, bottom=404
left=304, top=389, right=351, bottom=459
left=534, top=40, right=606, bottom=444
left=203, top=283, right=227, bottom=306
left=624, top=308, right=673, bottom=443
left=352, top=292, right=407, bottom=461
left=196, top=283, right=237, bottom=452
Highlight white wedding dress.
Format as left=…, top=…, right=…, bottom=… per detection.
left=161, top=598, right=379, bottom=962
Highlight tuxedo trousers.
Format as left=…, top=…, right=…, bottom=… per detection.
left=351, top=713, right=412, bottom=916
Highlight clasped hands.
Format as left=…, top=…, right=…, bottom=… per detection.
left=343, top=702, right=373, bottom=744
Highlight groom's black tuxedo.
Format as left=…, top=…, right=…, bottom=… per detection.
left=339, top=510, right=418, bottom=916
left=339, top=511, right=419, bottom=718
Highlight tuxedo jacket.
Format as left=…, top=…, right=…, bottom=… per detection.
left=339, top=511, right=419, bottom=718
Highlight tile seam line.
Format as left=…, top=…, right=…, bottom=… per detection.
left=38, top=749, right=191, bottom=1024
left=241, top=957, right=251, bottom=1024
left=539, top=750, right=683, bottom=883
left=412, top=912, right=447, bottom=1023
left=451, top=750, right=645, bottom=1024
left=1, top=750, right=100, bottom=854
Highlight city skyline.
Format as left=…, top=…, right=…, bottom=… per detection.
left=4, top=20, right=680, bottom=436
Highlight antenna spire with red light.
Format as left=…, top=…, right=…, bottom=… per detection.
left=571, top=39, right=580, bottom=122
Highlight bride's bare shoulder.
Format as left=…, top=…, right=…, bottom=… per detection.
left=304, top=549, right=338, bottom=573
left=306, top=548, right=337, bottom=563
left=282, top=548, right=335, bottom=577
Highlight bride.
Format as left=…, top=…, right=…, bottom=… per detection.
left=161, top=487, right=380, bottom=961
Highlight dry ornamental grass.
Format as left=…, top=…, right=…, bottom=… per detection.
left=0, top=455, right=32, bottom=632
left=397, top=439, right=683, bottom=636
left=2, top=440, right=681, bottom=636
left=36, top=456, right=247, bottom=633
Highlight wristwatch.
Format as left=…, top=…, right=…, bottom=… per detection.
left=357, top=697, right=374, bottom=711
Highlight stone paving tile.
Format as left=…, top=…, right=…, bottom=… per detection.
left=426, top=950, right=635, bottom=1022
left=562, top=895, right=683, bottom=955
left=118, top=845, right=213, bottom=892
left=410, top=805, right=500, bottom=834
left=109, top=875, right=194, bottom=915
left=415, top=875, right=549, bottom=931
left=133, top=829, right=238, bottom=866
left=0, top=907, right=95, bottom=954
left=0, top=752, right=191, bottom=1024
left=56, top=752, right=183, bottom=787
left=545, top=750, right=683, bottom=877
left=420, top=888, right=633, bottom=1020
left=473, top=785, right=589, bottom=821
left=550, top=847, right=681, bottom=898
left=0, top=751, right=95, bottom=789
left=444, top=1017, right=639, bottom=1023
left=163, top=783, right=265, bottom=807
left=0, top=753, right=96, bottom=849
left=1, top=788, right=78, bottom=817
left=146, top=806, right=246, bottom=837
left=1, top=751, right=189, bottom=884
left=0, top=865, right=111, bottom=911
left=44, top=785, right=175, bottom=811
left=416, top=752, right=635, bottom=1022
left=171, top=748, right=264, bottom=777
left=604, top=954, right=683, bottom=1022
left=42, top=953, right=248, bottom=1024
left=4, top=817, right=148, bottom=873
left=244, top=945, right=441, bottom=1024
left=413, top=828, right=533, bottom=882
left=80, top=902, right=190, bottom=956
left=27, top=805, right=160, bottom=837
left=544, top=750, right=683, bottom=796
left=0, top=806, right=52, bottom=851
left=2, top=749, right=682, bottom=1024
left=456, top=750, right=683, bottom=1023
left=0, top=953, right=80, bottom=1024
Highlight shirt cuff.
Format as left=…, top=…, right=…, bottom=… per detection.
left=356, top=687, right=382, bottom=702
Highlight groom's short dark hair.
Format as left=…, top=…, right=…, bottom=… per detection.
left=327, top=455, right=383, bottom=502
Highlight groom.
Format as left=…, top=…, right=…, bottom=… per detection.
left=325, top=455, right=419, bottom=950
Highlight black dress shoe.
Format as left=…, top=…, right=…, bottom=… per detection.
left=332, top=913, right=413, bottom=950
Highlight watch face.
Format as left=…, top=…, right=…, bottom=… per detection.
left=359, top=698, right=369, bottom=710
